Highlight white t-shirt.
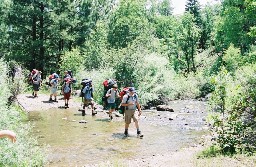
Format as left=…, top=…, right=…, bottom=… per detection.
left=121, top=94, right=139, bottom=110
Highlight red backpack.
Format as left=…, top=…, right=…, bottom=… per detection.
left=119, top=87, right=129, bottom=101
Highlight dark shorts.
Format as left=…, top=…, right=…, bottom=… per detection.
left=33, top=84, right=40, bottom=91
left=84, top=99, right=94, bottom=106
left=108, top=103, right=116, bottom=109
left=63, top=92, right=71, bottom=100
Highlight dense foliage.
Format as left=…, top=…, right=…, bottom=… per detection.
left=0, top=60, right=46, bottom=166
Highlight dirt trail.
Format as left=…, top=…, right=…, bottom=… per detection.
left=17, top=93, right=82, bottom=112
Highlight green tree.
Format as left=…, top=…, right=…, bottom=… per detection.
left=107, top=0, right=150, bottom=49
left=0, top=0, right=12, bottom=58
left=185, top=0, right=201, bottom=26
left=4, top=0, right=113, bottom=75
left=157, top=0, right=173, bottom=16
left=178, top=13, right=200, bottom=73
left=200, top=4, right=219, bottom=49
left=215, top=0, right=256, bottom=53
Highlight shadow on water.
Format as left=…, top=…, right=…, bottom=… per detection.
left=26, top=95, right=35, bottom=98
left=94, top=118, right=111, bottom=122
left=42, top=101, right=54, bottom=103
left=27, top=100, right=208, bottom=167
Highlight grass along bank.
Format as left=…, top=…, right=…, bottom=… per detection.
left=0, top=60, right=46, bottom=166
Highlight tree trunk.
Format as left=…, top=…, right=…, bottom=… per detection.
left=39, top=2, right=45, bottom=75
left=185, top=51, right=190, bottom=73
left=31, top=15, right=37, bottom=70
left=191, top=38, right=196, bottom=72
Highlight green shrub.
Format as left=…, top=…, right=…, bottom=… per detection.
left=198, top=145, right=222, bottom=158
left=209, top=63, right=256, bottom=155
left=0, top=60, right=46, bottom=166
left=59, top=48, right=85, bottom=76
left=199, top=82, right=215, bottom=98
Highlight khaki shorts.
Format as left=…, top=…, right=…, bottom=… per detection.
left=125, top=109, right=137, bottom=124
left=84, top=99, right=94, bottom=106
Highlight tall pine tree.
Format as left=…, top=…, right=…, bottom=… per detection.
left=185, top=0, right=206, bottom=49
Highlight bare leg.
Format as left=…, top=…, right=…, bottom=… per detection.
left=134, top=120, right=139, bottom=129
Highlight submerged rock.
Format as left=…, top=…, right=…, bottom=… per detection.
left=156, top=105, right=174, bottom=112
left=79, top=120, right=87, bottom=123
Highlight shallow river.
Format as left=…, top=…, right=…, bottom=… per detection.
left=28, top=100, right=208, bottom=166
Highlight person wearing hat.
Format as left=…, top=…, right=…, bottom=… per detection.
left=121, top=87, right=142, bottom=137
left=32, top=70, right=42, bottom=97
left=82, top=79, right=96, bottom=115
left=49, top=73, right=59, bottom=102
left=105, top=84, right=120, bottom=120
left=62, top=77, right=72, bottom=108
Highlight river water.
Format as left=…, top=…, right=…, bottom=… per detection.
left=28, top=100, right=208, bottom=166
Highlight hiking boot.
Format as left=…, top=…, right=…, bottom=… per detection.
left=49, top=97, right=53, bottom=101
left=53, top=99, right=58, bottom=102
left=92, top=110, right=97, bottom=116
left=82, top=110, right=85, bottom=116
left=137, top=131, right=143, bottom=138
left=124, top=131, right=128, bottom=137
left=66, top=104, right=69, bottom=108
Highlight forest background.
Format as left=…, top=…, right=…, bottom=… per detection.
left=0, top=0, right=256, bottom=166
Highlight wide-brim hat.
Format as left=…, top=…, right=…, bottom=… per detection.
left=112, top=84, right=118, bottom=88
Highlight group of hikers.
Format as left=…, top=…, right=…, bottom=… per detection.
left=28, top=70, right=143, bottom=138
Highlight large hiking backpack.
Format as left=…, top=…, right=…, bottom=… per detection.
left=80, top=78, right=92, bottom=97
left=102, top=79, right=116, bottom=109
left=28, top=69, right=37, bottom=84
left=63, top=82, right=71, bottom=93
left=46, top=73, right=59, bottom=86
left=82, top=85, right=93, bottom=99
left=119, top=87, right=129, bottom=101
left=103, top=79, right=116, bottom=90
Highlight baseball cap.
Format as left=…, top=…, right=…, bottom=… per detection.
left=129, top=87, right=135, bottom=92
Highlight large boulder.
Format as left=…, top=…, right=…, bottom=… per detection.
left=156, top=105, right=174, bottom=112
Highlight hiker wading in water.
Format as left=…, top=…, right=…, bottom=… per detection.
left=62, top=77, right=72, bottom=108
left=105, top=84, right=120, bottom=120
left=121, top=87, right=143, bottom=137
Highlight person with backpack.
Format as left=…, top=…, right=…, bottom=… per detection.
left=121, top=87, right=143, bottom=137
left=28, top=69, right=37, bottom=85
left=63, top=71, right=71, bottom=79
left=32, top=70, right=42, bottom=98
left=62, top=77, right=72, bottom=108
left=118, top=87, right=130, bottom=115
left=105, top=84, right=120, bottom=120
left=82, top=79, right=96, bottom=116
left=102, top=78, right=116, bottom=109
left=49, top=73, right=59, bottom=102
